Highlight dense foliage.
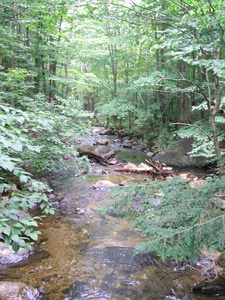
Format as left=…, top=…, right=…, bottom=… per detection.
left=0, top=98, right=91, bottom=250
left=0, top=103, right=52, bottom=251
left=0, top=0, right=92, bottom=250
left=103, top=177, right=225, bottom=262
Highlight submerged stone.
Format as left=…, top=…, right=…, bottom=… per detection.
left=90, top=247, right=160, bottom=273
left=95, top=138, right=109, bottom=145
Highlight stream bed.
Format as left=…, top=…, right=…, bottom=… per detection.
left=0, top=128, right=224, bottom=300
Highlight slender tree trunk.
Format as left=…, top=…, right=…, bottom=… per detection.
left=125, top=62, right=132, bottom=129
left=49, top=60, right=57, bottom=102
left=48, top=17, right=63, bottom=102
left=109, top=44, right=118, bottom=98
left=178, top=60, right=191, bottom=123
left=34, top=26, right=43, bottom=94
left=210, top=73, right=224, bottom=175
left=210, top=112, right=224, bottom=175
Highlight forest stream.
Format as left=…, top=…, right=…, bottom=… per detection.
left=0, top=128, right=224, bottom=300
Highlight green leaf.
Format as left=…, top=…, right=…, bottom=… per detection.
left=12, top=222, right=24, bottom=228
left=3, top=226, right=11, bottom=236
left=19, top=174, right=29, bottom=183
left=12, top=241, right=20, bottom=253
left=10, top=141, right=23, bottom=152
left=0, top=218, right=10, bottom=223
left=5, top=235, right=11, bottom=245
left=29, top=232, right=39, bottom=241
left=11, top=234, right=19, bottom=242
left=22, top=219, right=38, bottom=227
left=26, top=144, right=41, bottom=152
left=0, top=184, right=11, bottom=194
left=0, top=157, right=15, bottom=171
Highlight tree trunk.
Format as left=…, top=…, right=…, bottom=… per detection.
left=209, top=72, right=224, bottom=176
left=109, top=44, right=118, bottom=98
left=49, top=59, right=57, bottom=102
left=178, top=60, right=191, bottom=123
left=210, top=113, right=224, bottom=175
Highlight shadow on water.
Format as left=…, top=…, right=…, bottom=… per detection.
left=1, top=129, right=222, bottom=300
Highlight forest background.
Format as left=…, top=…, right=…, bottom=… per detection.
left=1, top=0, right=225, bottom=261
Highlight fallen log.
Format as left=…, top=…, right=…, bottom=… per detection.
left=114, top=168, right=151, bottom=173
left=114, top=160, right=175, bottom=179
left=78, top=148, right=108, bottom=164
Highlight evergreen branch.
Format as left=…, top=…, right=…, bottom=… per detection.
left=0, top=3, right=17, bottom=10
left=152, top=214, right=225, bottom=244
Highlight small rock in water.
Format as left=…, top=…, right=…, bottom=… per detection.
left=120, top=179, right=131, bottom=186
left=99, top=128, right=114, bottom=135
left=124, top=162, right=137, bottom=169
left=48, top=192, right=63, bottom=202
left=122, top=142, right=132, bottom=148
left=108, top=158, right=118, bottom=165
left=74, top=208, right=85, bottom=215
left=137, top=163, right=152, bottom=170
left=92, top=180, right=119, bottom=189
left=146, top=152, right=154, bottom=157
left=95, top=139, right=109, bottom=145
left=113, top=138, right=121, bottom=143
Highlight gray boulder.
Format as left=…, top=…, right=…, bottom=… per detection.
left=94, top=145, right=115, bottom=159
left=82, top=145, right=115, bottom=160
left=0, top=242, right=50, bottom=269
left=152, top=139, right=208, bottom=168
left=0, top=281, right=40, bottom=300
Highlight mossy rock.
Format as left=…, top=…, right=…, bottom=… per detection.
left=217, top=254, right=225, bottom=268
left=217, top=270, right=225, bottom=285
left=152, top=138, right=209, bottom=167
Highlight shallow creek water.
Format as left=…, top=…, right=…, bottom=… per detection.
left=3, top=130, right=224, bottom=300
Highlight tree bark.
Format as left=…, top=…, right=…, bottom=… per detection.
left=210, top=113, right=224, bottom=175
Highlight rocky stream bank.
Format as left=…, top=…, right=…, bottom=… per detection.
left=0, top=127, right=224, bottom=300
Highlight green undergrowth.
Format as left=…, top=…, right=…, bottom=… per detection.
left=102, top=177, right=225, bottom=263
left=0, top=98, right=92, bottom=252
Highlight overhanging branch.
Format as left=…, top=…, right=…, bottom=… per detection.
left=170, top=122, right=212, bottom=140
left=156, top=77, right=209, bottom=103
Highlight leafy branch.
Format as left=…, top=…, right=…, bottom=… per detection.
left=170, top=122, right=212, bottom=140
